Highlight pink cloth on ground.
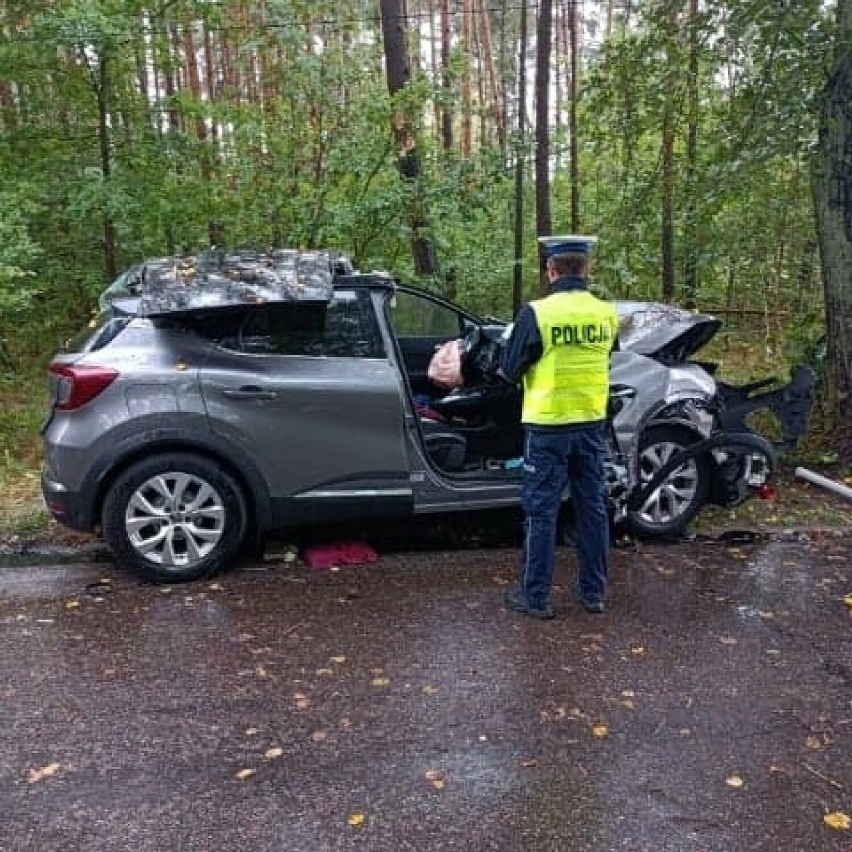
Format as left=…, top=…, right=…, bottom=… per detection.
left=301, top=541, right=378, bottom=569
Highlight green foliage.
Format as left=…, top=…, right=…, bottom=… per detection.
left=0, top=0, right=840, bottom=357
left=577, top=0, right=831, bottom=309
left=0, top=189, right=43, bottom=312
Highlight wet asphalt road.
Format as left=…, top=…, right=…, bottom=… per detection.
left=1, top=533, right=850, bottom=852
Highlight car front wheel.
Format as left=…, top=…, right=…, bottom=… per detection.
left=626, top=425, right=710, bottom=538
left=102, top=453, right=247, bottom=583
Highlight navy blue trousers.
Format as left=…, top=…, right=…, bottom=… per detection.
left=519, top=423, right=610, bottom=608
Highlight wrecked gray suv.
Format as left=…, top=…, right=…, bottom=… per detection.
left=41, top=250, right=815, bottom=583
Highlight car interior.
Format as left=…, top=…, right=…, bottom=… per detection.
left=387, top=290, right=524, bottom=476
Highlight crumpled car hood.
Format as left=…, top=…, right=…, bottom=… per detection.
left=616, top=301, right=721, bottom=363
left=100, top=250, right=352, bottom=317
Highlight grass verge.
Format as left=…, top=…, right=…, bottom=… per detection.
left=0, top=383, right=50, bottom=535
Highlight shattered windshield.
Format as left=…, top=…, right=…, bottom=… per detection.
left=99, top=249, right=351, bottom=316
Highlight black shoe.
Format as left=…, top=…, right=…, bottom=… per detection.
left=573, top=586, right=606, bottom=614
left=504, top=588, right=555, bottom=620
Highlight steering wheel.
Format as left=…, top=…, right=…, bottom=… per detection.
left=458, top=323, right=482, bottom=364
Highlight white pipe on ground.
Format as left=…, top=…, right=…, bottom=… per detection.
left=794, top=467, right=852, bottom=503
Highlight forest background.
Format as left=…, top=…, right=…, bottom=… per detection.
left=0, top=0, right=850, bottom=529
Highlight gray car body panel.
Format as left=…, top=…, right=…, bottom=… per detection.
left=198, top=348, right=413, bottom=523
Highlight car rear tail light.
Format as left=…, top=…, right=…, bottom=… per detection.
left=49, top=364, right=119, bottom=411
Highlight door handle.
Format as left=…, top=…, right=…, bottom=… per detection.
left=221, top=387, right=278, bottom=400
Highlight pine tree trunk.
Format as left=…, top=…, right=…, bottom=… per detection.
left=660, top=5, right=678, bottom=303
left=513, top=1, right=528, bottom=313
left=813, top=0, right=852, bottom=408
left=428, top=0, right=441, bottom=143
left=568, top=0, right=581, bottom=232
left=535, top=0, right=553, bottom=239
left=183, top=24, right=207, bottom=141
left=95, top=53, right=117, bottom=282
left=477, top=0, right=504, bottom=150
left=162, top=25, right=181, bottom=131
left=682, top=0, right=699, bottom=308
left=461, top=0, right=473, bottom=156
left=379, top=0, right=440, bottom=277
left=498, top=0, right=509, bottom=161
left=440, top=0, right=453, bottom=151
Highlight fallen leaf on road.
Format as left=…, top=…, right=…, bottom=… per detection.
left=347, top=812, right=365, bottom=827
left=621, top=690, right=635, bottom=698
left=294, top=692, right=310, bottom=710
left=255, top=665, right=268, bottom=678
left=823, top=812, right=850, bottom=830
left=27, top=763, right=61, bottom=784
left=425, top=769, right=445, bottom=789
left=805, top=736, right=822, bottom=750
left=631, top=646, right=646, bottom=655
left=591, top=724, right=609, bottom=739
left=422, top=685, right=438, bottom=696
left=311, top=731, right=328, bottom=742
left=316, top=668, right=333, bottom=676
left=371, top=677, right=390, bottom=687
left=843, top=594, right=852, bottom=609
left=330, top=655, right=346, bottom=664
left=64, top=600, right=80, bottom=610
left=235, top=768, right=255, bottom=780
left=264, top=747, right=283, bottom=759
left=245, top=728, right=259, bottom=736
left=726, top=775, right=744, bottom=788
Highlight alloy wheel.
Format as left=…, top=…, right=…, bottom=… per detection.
left=124, top=472, right=226, bottom=567
left=636, top=440, right=700, bottom=526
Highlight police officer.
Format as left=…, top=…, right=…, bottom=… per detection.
left=500, top=237, right=619, bottom=619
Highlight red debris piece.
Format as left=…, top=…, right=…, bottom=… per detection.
left=757, top=484, right=778, bottom=501
left=301, top=541, right=379, bottom=570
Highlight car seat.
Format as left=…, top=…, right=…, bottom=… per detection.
left=420, top=417, right=467, bottom=471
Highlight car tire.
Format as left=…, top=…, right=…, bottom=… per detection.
left=626, top=425, right=710, bottom=539
left=102, top=453, right=247, bottom=584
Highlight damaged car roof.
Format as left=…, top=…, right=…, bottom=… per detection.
left=100, top=250, right=355, bottom=316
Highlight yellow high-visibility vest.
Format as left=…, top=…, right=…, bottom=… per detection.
left=522, top=290, right=618, bottom=425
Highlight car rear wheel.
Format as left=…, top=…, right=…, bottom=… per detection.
left=103, top=453, right=247, bottom=583
left=626, top=425, right=710, bottom=538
